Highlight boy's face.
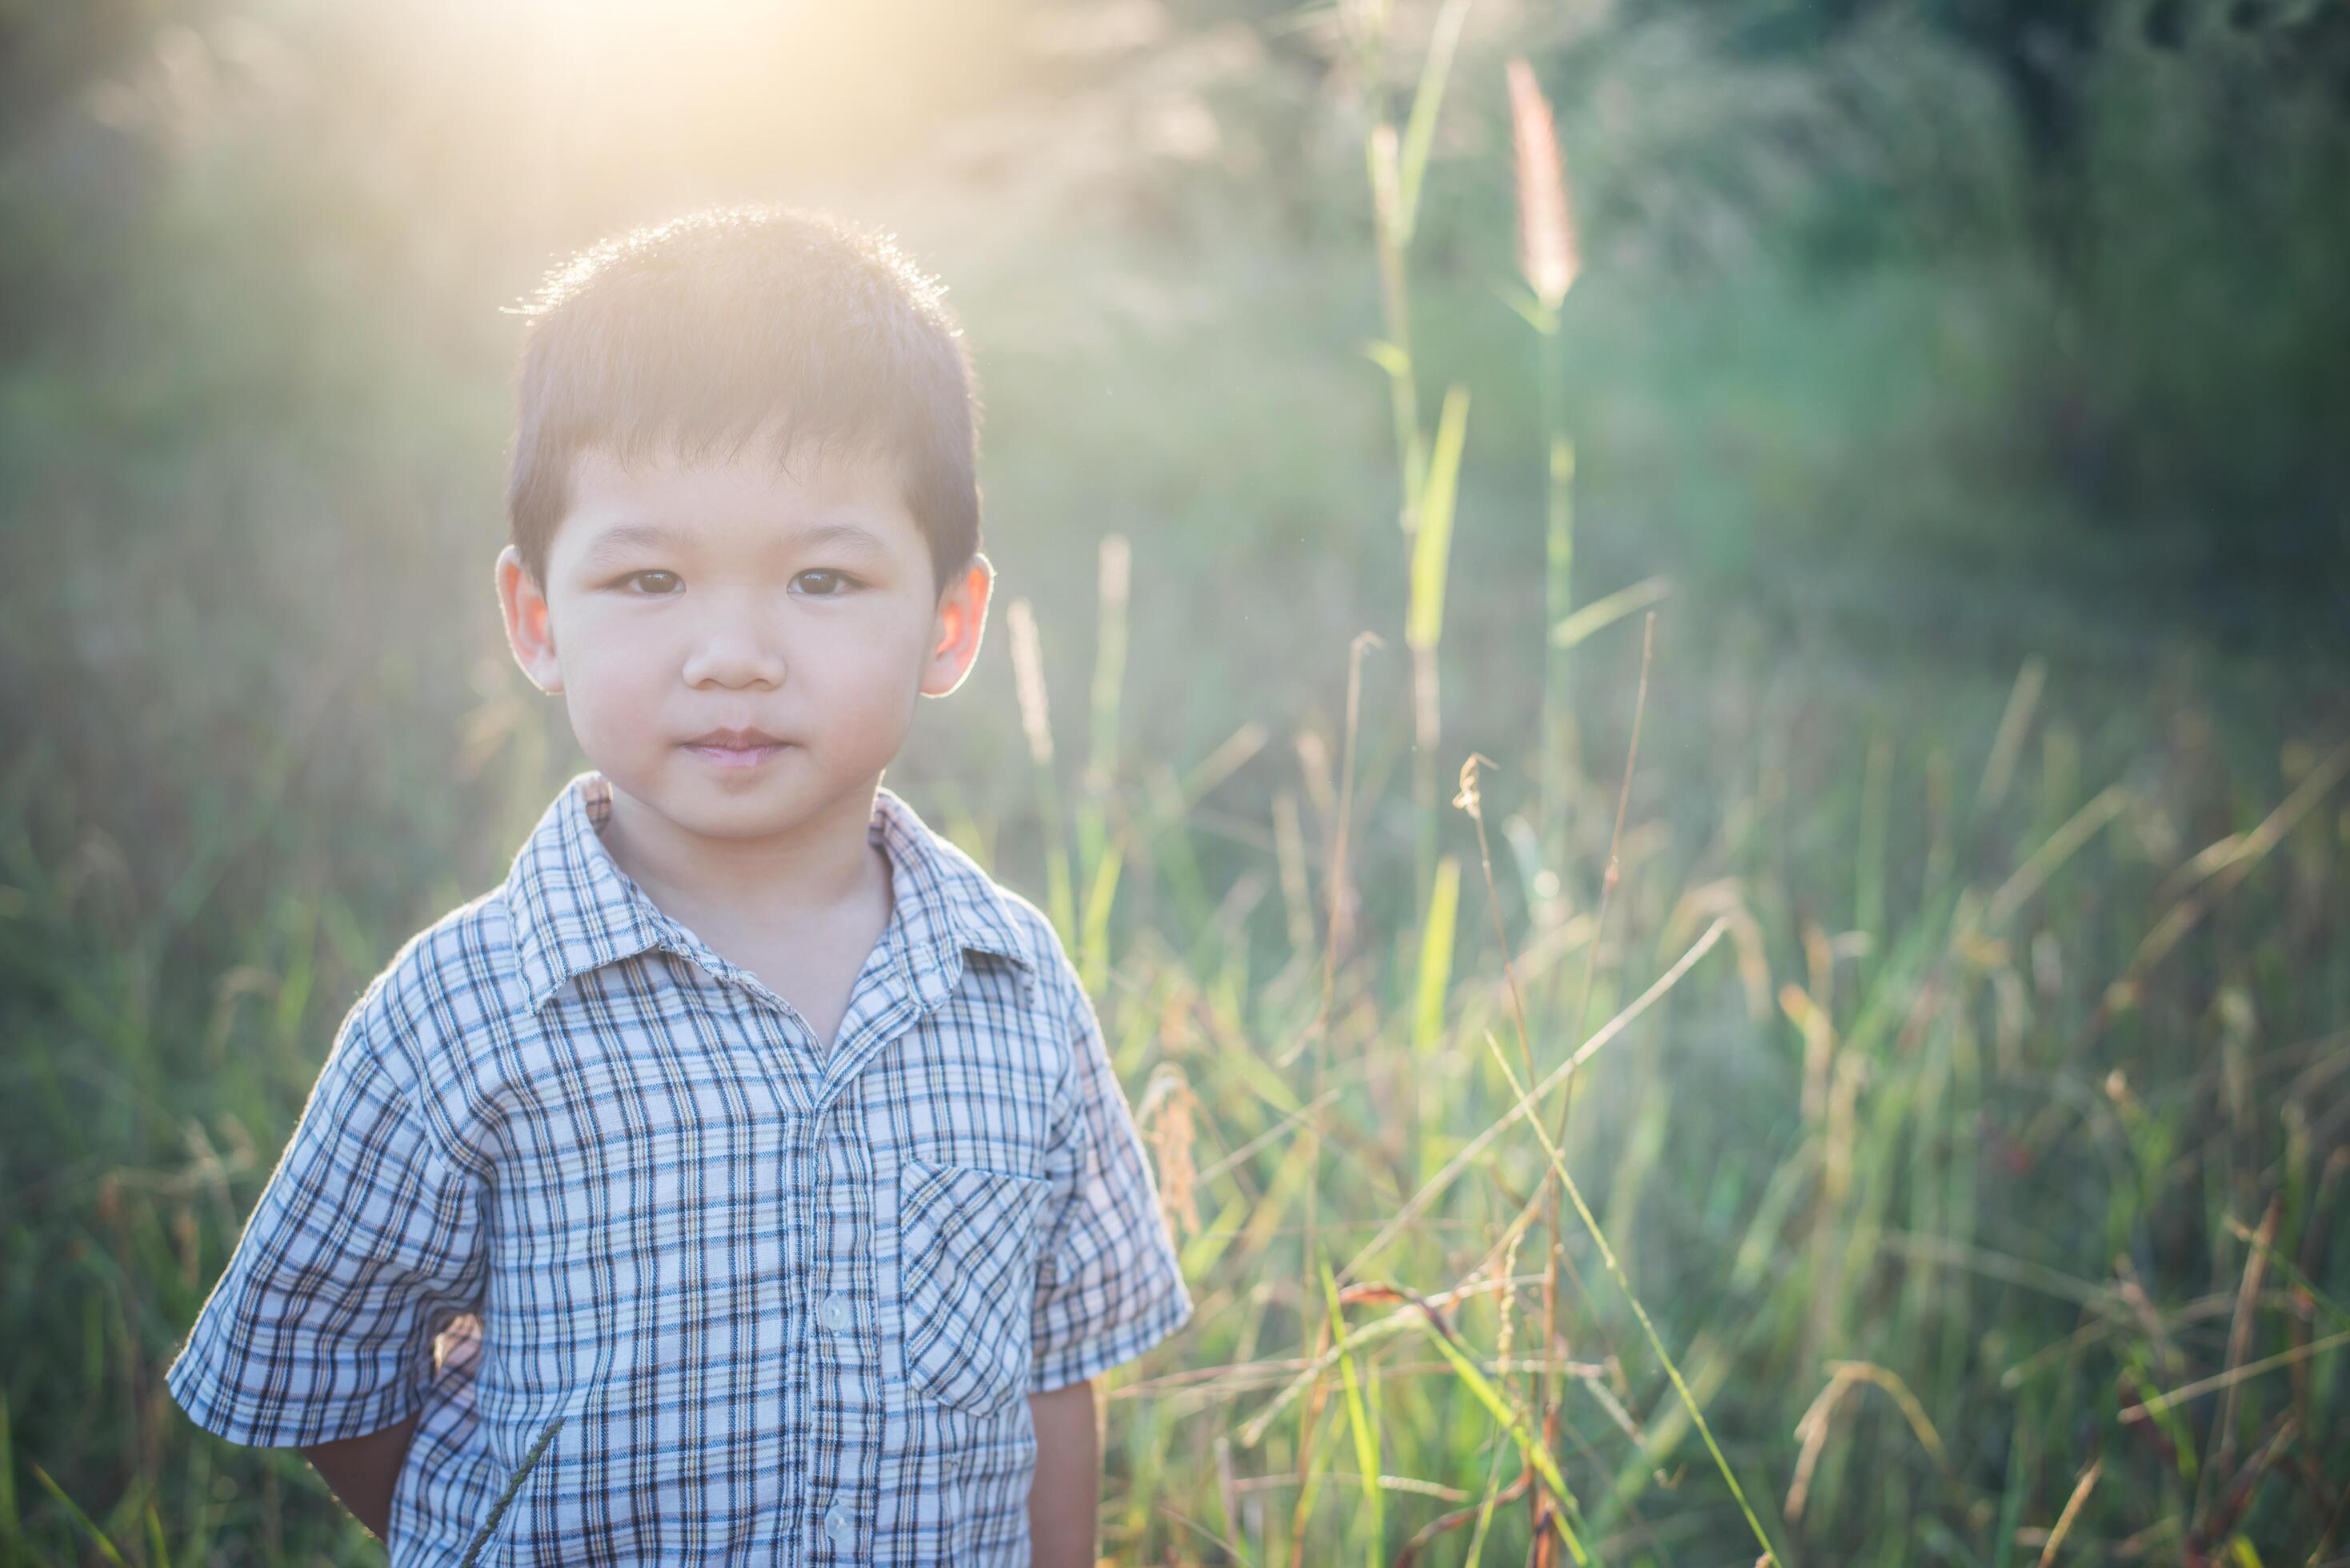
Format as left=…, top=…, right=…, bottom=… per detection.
left=495, top=436, right=991, bottom=846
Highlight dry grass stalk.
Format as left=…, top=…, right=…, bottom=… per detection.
left=2196, top=1197, right=2279, bottom=1532
left=2118, top=1328, right=2350, bottom=1423
left=1661, top=878, right=1774, bottom=1019
left=1784, top=1360, right=1950, bottom=1522
left=2036, top=1458, right=2103, bottom=1567
left=1006, top=598, right=1054, bottom=767
left=1292, top=628, right=1379, bottom=1568
left=1138, top=1064, right=1202, bottom=1237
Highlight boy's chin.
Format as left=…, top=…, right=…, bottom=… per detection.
left=611, top=755, right=860, bottom=840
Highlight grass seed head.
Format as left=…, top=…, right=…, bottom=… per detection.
left=1507, top=58, right=1579, bottom=311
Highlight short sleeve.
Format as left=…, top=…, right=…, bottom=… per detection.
left=165, top=987, right=485, bottom=1447
left=1028, top=979, right=1194, bottom=1394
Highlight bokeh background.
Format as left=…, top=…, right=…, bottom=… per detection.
left=4, top=0, right=2347, bottom=1562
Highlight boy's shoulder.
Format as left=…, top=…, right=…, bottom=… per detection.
left=318, top=776, right=601, bottom=1130
left=327, top=884, right=527, bottom=1138
left=874, top=789, right=1071, bottom=989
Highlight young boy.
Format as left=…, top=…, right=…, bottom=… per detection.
left=164, top=206, right=1193, bottom=1565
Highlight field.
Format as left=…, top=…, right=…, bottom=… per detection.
left=3, top=1, right=2348, bottom=1563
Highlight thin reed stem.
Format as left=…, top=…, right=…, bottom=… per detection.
left=1338, top=920, right=1727, bottom=1286
left=1487, top=1044, right=1787, bottom=1566
left=1295, top=630, right=1377, bottom=1568
left=1007, top=598, right=1076, bottom=942
left=458, top=1413, right=566, bottom=1568
left=1540, top=614, right=1655, bottom=1456
left=1539, top=325, right=1577, bottom=862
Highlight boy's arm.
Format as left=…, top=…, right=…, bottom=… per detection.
left=166, top=981, right=484, bottom=1548
left=300, top=1411, right=420, bottom=1543
left=1027, top=1378, right=1099, bottom=1568
left=1023, top=968, right=1195, bottom=1563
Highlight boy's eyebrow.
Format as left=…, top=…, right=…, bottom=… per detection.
left=792, top=520, right=894, bottom=560
left=577, top=519, right=691, bottom=569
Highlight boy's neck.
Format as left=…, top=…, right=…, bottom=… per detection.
left=595, top=774, right=891, bottom=937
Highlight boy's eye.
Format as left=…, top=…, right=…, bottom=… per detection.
left=793, top=570, right=857, bottom=597
left=620, top=570, right=682, bottom=596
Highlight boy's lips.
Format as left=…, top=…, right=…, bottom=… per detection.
left=681, top=728, right=792, bottom=768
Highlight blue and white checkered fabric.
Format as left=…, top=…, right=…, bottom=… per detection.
left=166, top=771, right=1193, bottom=1565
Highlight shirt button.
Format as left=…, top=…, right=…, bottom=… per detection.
left=820, top=1293, right=852, bottom=1332
left=823, top=1502, right=854, bottom=1546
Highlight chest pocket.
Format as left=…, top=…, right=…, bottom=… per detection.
left=899, top=1157, right=1051, bottom=1415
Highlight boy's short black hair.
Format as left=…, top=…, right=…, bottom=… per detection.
left=506, top=206, right=981, bottom=594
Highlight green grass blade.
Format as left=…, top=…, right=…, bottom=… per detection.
left=1240, top=1306, right=1422, bottom=1448
left=1078, top=842, right=1123, bottom=998
left=1079, top=534, right=1130, bottom=890
left=1406, top=385, right=1471, bottom=651
left=1394, top=0, right=1472, bottom=242
left=1549, top=575, right=1671, bottom=650
left=1413, top=1317, right=1595, bottom=1566
left=29, top=1464, right=128, bottom=1567
left=1414, top=854, right=1460, bottom=1050
left=0, top=1389, right=18, bottom=1540
left=1319, top=1258, right=1384, bottom=1568
left=1487, top=1036, right=1790, bottom=1566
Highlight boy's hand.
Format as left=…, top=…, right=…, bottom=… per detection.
left=1027, top=1378, right=1100, bottom=1567
left=300, top=1410, right=419, bottom=1544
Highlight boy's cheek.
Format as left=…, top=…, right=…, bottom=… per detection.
left=562, top=629, right=672, bottom=702
left=558, top=666, right=678, bottom=767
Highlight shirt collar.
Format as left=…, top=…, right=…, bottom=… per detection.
left=506, top=771, right=1036, bottom=1014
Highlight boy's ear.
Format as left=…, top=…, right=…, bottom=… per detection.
left=920, top=553, right=995, bottom=698
left=495, top=545, right=565, bottom=695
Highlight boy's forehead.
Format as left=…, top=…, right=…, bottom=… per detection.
left=555, top=436, right=921, bottom=554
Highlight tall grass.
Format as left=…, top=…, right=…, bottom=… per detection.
left=1503, top=53, right=1583, bottom=878
left=1350, top=0, right=1473, bottom=918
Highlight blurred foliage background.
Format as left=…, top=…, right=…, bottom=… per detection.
left=3, top=0, right=2347, bottom=1562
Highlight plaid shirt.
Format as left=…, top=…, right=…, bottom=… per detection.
left=166, top=770, right=1192, bottom=1565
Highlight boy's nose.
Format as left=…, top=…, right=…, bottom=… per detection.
left=681, top=629, right=788, bottom=690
